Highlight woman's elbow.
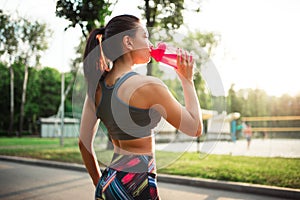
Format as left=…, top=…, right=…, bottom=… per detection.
left=185, top=121, right=203, bottom=137
left=78, top=139, right=84, bottom=152
left=78, top=139, right=89, bottom=153
left=193, top=120, right=203, bottom=137
left=195, top=124, right=203, bottom=137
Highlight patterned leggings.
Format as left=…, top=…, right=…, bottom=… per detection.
left=95, top=153, right=160, bottom=200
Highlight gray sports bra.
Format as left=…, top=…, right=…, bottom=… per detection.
left=96, top=71, right=161, bottom=140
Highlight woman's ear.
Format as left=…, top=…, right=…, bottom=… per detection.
left=123, top=35, right=134, bottom=50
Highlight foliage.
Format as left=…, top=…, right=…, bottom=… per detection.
left=0, top=62, right=74, bottom=134
left=37, top=67, right=62, bottom=118
left=18, top=17, right=51, bottom=134
left=227, top=87, right=300, bottom=117
left=139, top=0, right=187, bottom=29
left=55, top=0, right=115, bottom=38
left=0, top=10, right=18, bottom=57
left=226, top=86, right=300, bottom=132
left=0, top=63, right=10, bottom=130
left=0, top=10, right=52, bottom=134
left=0, top=10, right=19, bottom=133
left=0, top=10, right=51, bottom=65
left=17, top=18, right=51, bottom=66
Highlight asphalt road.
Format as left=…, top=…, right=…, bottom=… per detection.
left=0, top=160, right=288, bottom=200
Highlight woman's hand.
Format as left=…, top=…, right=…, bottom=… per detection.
left=176, top=49, right=194, bottom=83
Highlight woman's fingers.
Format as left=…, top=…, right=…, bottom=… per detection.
left=177, top=49, right=193, bottom=68
left=176, top=48, right=194, bottom=81
left=176, top=48, right=181, bottom=67
left=189, top=53, right=194, bottom=66
left=185, top=50, right=189, bottom=66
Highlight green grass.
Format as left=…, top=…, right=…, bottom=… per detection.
left=158, top=152, right=300, bottom=189
left=0, top=137, right=299, bottom=189
left=0, top=137, right=82, bottom=164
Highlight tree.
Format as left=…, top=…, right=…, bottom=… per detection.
left=38, top=67, right=62, bottom=117
left=0, top=10, right=18, bottom=134
left=55, top=0, right=115, bottom=38
left=17, top=18, right=51, bottom=135
left=182, top=30, right=219, bottom=110
left=291, top=94, right=300, bottom=116
left=25, top=67, right=41, bottom=134
left=227, top=84, right=242, bottom=113
left=0, top=61, right=67, bottom=135
left=0, top=62, right=10, bottom=131
left=0, top=10, right=51, bottom=135
left=141, top=0, right=185, bottom=29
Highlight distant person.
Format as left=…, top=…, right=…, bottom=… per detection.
left=243, top=123, right=252, bottom=149
left=262, top=131, right=268, bottom=139
left=78, top=14, right=203, bottom=199
left=231, top=120, right=237, bottom=142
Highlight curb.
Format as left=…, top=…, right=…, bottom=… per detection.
left=0, top=155, right=86, bottom=172
left=157, top=174, right=300, bottom=199
left=1, top=155, right=299, bottom=199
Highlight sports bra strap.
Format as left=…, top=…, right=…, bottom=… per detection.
left=114, top=71, right=138, bottom=89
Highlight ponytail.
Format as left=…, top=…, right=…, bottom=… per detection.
left=83, top=27, right=105, bottom=60
left=95, top=34, right=110, bottom=73
left=83, top=27, right=108, bottom=100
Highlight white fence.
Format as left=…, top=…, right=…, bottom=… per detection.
left=40, top=117, right=80, bottom=138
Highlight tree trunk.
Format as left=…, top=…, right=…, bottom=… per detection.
left=146, top=62, right=153, bottom=76
left=19, top=64, right=29, bottom=136
left=144, top=0, right=155, bottom=76
left=8, top=59, right=14, bottom=135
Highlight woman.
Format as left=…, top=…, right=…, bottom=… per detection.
left=79, top=14, right=203, bottom=200
left=243, top=122, right=252, bottom=149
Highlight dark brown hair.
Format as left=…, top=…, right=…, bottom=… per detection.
left=83, top=14, right=140, bottom=99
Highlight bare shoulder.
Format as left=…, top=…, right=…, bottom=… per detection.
left=129, top=74, right=167, bottom=89
left=118, top=73, right=169, bottom=108
left=131, top=74, right=170, bottom=104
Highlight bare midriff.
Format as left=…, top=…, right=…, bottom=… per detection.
left=112, top=136, right=154, bottom=156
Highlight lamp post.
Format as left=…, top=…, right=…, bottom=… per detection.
left=60, top=72, right=65, bottom=146
left=59, top=29, right=66, bottom=147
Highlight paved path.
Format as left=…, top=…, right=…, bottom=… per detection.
left=0, top=160, right=289, bottom=200
left=156, top=138, right=300, bottom=158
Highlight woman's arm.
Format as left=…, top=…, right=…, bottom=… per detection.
left=175, top=50, right=203, bottom=136
left=79, top=95, right=101, bottom=186
left=130, top=51, right=202, bottom=137
left=148, top=79, right=203, bottom=137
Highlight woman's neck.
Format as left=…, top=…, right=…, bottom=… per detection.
left=105, top=56, right=133, bottom=86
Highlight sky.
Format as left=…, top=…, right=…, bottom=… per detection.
left=1, top=0, right=300, bottom=97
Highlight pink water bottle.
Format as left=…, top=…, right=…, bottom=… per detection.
left=150, top=42, right=178, bottom=69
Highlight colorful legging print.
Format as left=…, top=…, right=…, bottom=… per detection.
left=95, top=153, right=160, bottom=200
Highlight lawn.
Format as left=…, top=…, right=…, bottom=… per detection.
left=0, top=137, right=299, bottom=189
